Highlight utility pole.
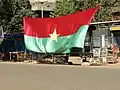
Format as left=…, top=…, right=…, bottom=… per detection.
left=41, top=5, right=44, bottom=18
left=41, top=2, right=44, bottom=18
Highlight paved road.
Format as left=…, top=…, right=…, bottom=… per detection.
left=0, top=63, right=120, bottom=90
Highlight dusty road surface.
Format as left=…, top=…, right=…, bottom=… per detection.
left=0, top=63, right=120, bottom=90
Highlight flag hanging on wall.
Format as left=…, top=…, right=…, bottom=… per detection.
left=23, top=6, right=99, bottom=53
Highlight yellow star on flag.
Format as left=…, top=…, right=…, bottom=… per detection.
left=49, top=28, right=60, bottom=42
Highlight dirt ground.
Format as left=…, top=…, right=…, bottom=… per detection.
left=0, top=62, right=120, bottom=90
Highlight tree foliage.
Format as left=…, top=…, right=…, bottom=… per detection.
left=0, top=0, right=38, bottom=33
left=0, top=0, right=120, bottom=33
left=51, top=0, right=120, bottom=22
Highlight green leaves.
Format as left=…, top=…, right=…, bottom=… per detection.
left=51, top=0, right=120, bottom=22
left=0, top=0, right=38, bottom=33
left=51, top=0, right=79, bottom=17
left=0, top=0, right=120, bottom=33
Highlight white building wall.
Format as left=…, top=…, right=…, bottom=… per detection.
left=28, top=0, right=57, bottom=11
left=28, top=0, right=82, bottom=11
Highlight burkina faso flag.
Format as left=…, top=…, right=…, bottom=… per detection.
left=23, top=6, right=99, bottom=53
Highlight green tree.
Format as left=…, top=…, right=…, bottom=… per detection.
left=51, top=0, right=120, bottom=22
left=51, top=0, right=83, bottom=17
left=0, top=0, right=38, bottom=33
left=0, top=0, right=13, bottom=31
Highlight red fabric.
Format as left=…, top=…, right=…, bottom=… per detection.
left=24, top=6, right=99, bottom=38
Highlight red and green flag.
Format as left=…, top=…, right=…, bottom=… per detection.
left=23, top=6, right=99, bottom=53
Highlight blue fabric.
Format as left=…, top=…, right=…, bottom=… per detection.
left=0, top=33, right=26, bottom=52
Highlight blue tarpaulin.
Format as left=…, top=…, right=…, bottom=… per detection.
left=0, top=33, right=27, bottom=52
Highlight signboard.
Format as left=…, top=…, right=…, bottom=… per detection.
left=110, top=25, right=120, bottom=31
